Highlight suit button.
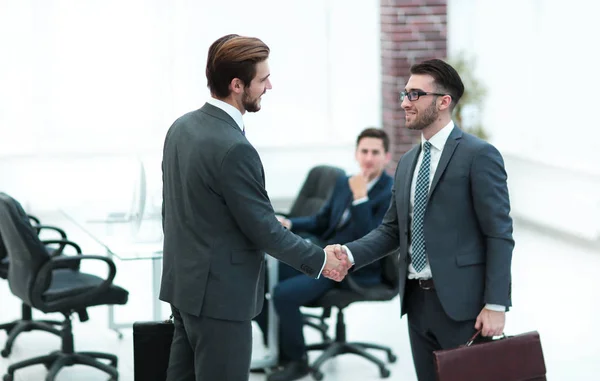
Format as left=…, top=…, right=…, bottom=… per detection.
left=300, top=264, right=313, bottom=274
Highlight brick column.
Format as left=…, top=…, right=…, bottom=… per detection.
left=380, top=0, right=447, bottom=170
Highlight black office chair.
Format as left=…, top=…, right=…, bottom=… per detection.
left=0, top=193, right=129, bottom=381
left=305, top=253, right=400, bottom=380
left=0, top=215, right=83, bottom=357
left=282, top=165, right=346, bottom=219
left=277, top=165, right=345, bottom=342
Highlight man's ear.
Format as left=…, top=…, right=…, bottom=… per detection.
left=385, top=152, right=392, bottom=164
left=229, top=78, right=244, bottom=95
left=439, top=94, right=452, bottom=111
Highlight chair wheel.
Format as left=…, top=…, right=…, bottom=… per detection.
left=380, top=368, right=390, bottom=378
left=387, top=353, right=397, bottom=363
left=3, top=374, right=13, bottom=381
left=0, top=349, right=10, bottom=358
left=311, top=369, right=324, bottom=380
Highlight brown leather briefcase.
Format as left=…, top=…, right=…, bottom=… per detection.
left=433, top=330, right=546, bottom=381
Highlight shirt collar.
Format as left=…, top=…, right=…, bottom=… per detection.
left=206, top=97, right=244, bottom=131
left=421, top=120, right=454, bottom=151
left=367, top=174, right=381, bottom=191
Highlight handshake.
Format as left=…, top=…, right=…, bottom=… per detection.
left=321, top=244, right=353, bottom=282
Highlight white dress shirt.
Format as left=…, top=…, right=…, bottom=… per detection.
left=344, top=121, right=504, bottom=311
left=206, top=97, right=244, bottom=131
left=407, top=121, right=454, bottom=279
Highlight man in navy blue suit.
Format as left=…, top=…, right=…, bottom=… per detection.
left=258, top=128, right=393, bottom=381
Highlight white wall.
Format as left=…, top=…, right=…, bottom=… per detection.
left=0, top=0, right=381, bottom=210
left=448, top=0, right=600, bottom=241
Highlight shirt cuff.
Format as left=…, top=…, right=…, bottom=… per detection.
left=342, top=245, right=356, bottom=265
left=352, top=196, right=369, bottom=206
left=484, top=304, right=506, bottom=312
left=316, top=249, right=328, bottom=279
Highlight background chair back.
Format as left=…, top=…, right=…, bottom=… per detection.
left=287, top=165, right=345, bottom=218
left=0, top=193, right=52, bottom=307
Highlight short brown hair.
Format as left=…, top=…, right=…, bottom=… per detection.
left=205, top=34, right=270, bottom=98
left=410, top=59, right=464, bottom=109
left=356, top=128, right=390, bottom=153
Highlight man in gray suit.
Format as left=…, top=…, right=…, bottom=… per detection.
left=160, top=34, right=349, bottom=381
left=327, top=59, right=514, bottom=381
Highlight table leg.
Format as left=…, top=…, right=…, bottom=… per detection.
left=250, top=255, right=279, bottom=369
left=152, top=257, right=163, bottom=321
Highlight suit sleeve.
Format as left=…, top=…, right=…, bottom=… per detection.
left=346, top=170, right=402, bottom=270
left=471, top=144, right=514, bottom=307
left=345, top=189, right=392, bottom=240
left=288, top=176, right=343, bottom=234
left=219, top=143, right=325, bottom=278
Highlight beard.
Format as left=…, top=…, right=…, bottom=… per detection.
left=242, top=89, right=261, bottom=113
left=406, top=98, right=438, bottom=130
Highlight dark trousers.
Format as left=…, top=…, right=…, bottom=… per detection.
left=404, top=280, right=477, bottom=381
left=167, top=305, right=252, bottom=381
left=255, top=262, right=381, bottom=363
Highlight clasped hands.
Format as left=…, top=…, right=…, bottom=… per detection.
left=322, top=244, right=353, bottom=282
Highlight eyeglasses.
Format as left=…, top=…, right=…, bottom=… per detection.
left=400, top=90, right=449, bottom=102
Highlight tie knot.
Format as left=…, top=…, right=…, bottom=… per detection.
left=423, top=141, right=432, bottom=152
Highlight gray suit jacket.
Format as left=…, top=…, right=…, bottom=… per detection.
left=159, top=103, right=325, bottom=322
left=346, top=126, right=514, bottom=322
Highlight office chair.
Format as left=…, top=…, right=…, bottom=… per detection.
left=281, top=165, right=346, bottom=219
left=0, top=215, right=82, bottom=358
left=305, top=253, right=400, bottom=380
left=0, top=193, right=129, bottom=381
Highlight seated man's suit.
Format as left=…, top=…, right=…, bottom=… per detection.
left=255, top=171, right=393, bottom=364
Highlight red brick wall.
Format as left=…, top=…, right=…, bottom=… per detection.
left=380, top=0, right=447, bottom=171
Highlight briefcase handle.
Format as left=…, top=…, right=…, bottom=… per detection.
left=465, top=330, right=506, bottom=347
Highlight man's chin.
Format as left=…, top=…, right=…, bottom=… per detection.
left=244, top=102, right=261, bottom=113
left=406, top=123, right=423, bottom=131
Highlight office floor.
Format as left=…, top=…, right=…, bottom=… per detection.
left=1, top=218, right=599, bottom=380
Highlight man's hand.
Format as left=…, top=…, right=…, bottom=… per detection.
left=322, top=244, right=353, bottom=281
left=348, top=173, right=368, bottom=200
left=276, top=215, right=292, bottom=229
left=475, top=307, right=505, bottom=337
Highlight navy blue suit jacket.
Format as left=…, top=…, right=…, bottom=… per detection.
left=290, top=172, right=393, bottom=276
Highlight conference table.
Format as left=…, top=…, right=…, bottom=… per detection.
left=60, top=209, right=279, bottom=369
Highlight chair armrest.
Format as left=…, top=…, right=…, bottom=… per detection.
left=33, top=255, right=117, bottom=311
left=42, top=239, right=82, bottom=256
left=35, top=225, right=67, bottom=239
left=28, top=214, right=41, bottom=225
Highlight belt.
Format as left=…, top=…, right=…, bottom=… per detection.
left=409, top=278, right=435, bottom=290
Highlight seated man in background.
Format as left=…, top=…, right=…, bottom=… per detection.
left=256, top=127, right=393, bottom=381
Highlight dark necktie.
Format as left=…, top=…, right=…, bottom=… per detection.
left=411, top=141, right=432, bottom=272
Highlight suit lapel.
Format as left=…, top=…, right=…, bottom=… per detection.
left=428, top=127, right=462, bottom=197
left=335, top=186, right=353, bottom=222
left=402, top=147, right=420, bottom=220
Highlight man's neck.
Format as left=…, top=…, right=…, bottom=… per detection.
left=213, top=95, right=245, bottom=115
left=368, top=170, right=383, bottom=183
left=421, top=114, right=451, bottom=140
